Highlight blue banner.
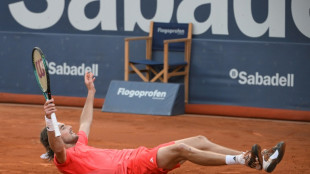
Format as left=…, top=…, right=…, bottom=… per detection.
left=0, top=0, right=309, bottom=112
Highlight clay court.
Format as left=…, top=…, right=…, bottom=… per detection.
left=0, top=103, right=309, bottom=174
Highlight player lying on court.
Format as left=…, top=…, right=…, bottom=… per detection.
left=40, top=72, right=286, bottom=174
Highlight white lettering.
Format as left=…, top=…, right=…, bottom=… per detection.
left=124, top=0, right=174, bottom=32
left=8, top=0, right=64, bottom=29
left=157, top=27, right=185, bottom=35
left=238, top=71, right=247, bottom=85
left=279, top=76, right=286, bottom=86
left=234, top=0, right=285, bottom=38
left=291, top=74, right=294, bottom=87
left=68, top=0, right=117, bottom=31
left=248, top=75, right=255, bottom=85
left=71, top=66, right=77, bottom=75
left=177, top=0, right=228, bottom=35
left=49, top=62, right=56, bottom=74
left=64, top=63, right=70, bottom=75
left=230, top=69, right=294, bottom=87
left=48, top=62, right=99, bottom=76
left=291, top=0, right=310, bottom=38
left=117, top=88, right=166, bottom=99
left=255, top=72, right=263, bottom=85
left=263, top=76, right=271, bottom=86
left=56, top=65, right=63, bottom=74
left=7, top=0, right=310, bottom=38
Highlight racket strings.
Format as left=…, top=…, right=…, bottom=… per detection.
left=33, top=49, right=49, bottom=92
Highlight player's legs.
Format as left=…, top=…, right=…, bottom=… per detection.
left=156, top=137, right=262, bottom=171
left=174, top=135, right=242, bottom=155
left=156, top=143, right=227, bottom=170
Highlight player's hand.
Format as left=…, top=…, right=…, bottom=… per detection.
left=44, top=98, right=57, bottom=119
left=84, top=72, right=96, bottom=92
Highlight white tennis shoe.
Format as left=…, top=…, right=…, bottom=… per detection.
left=262, top=141, right=286, bottom=173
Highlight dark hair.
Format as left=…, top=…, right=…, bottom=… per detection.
left=40, top=127, right=54, bottom=161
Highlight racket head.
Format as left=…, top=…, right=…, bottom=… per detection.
left=32, top=47, right=51, bottom=100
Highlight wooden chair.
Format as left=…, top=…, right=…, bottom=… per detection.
left=124, top=21, right=192, bottom=103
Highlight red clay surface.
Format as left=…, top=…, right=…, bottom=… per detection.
left=0, top=103, right=309, bottom=174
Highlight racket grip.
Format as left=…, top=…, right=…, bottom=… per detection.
left=51, top=113, right=61, bottom=137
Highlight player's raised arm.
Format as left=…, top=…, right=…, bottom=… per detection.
left=79, top=72, right=96, bottom=137
left=44, top=99, right=66, bottom=163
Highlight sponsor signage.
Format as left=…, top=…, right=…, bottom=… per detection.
left=117, top=88, right=167, bottom=100
left=229, top=69, right=294, bottom=87
left=0, top=1, right=309, bottom=113
left=1, top=1, right=309, bottom=42
left=102, top=81, right=184, bottom=116
left=48, top=62, right=99, bottom=76
left=189, top=40, right=310, bottom=111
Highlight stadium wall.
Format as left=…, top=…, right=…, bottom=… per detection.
left=0, top=0, right=309, bottom=121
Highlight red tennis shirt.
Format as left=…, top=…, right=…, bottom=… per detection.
left=54, top=131, right=178, bottom=174
left=54, top=131, right=134, bottom=173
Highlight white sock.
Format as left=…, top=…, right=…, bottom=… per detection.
left=225, top=153, right=245, bottom=165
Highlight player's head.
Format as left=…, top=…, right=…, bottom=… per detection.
left=40, top=123, right=79, bottom=159
left=58, top=123, right=79, bottom=144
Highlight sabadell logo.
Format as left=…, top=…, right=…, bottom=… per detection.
left=48, top=62, right=99, bottom=76
left=229, top=69, right=294, bottom=87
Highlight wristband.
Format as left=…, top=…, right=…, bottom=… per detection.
left=45, top=116, right=54, bottom=131
left=51, top=113, right=61, bottom=137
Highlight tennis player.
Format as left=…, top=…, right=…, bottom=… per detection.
left=40, top=72, right=285, bottom=174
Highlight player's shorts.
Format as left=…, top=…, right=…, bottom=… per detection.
left=127, top=141, right=181, bottom=174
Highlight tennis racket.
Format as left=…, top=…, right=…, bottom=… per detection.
left=32, top=47, right=61, bottom=137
